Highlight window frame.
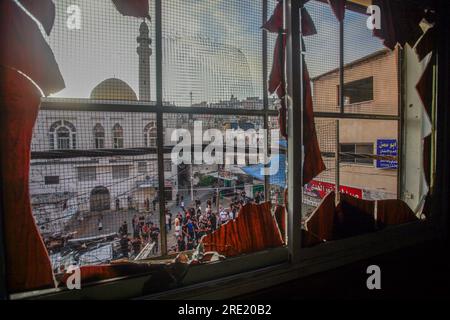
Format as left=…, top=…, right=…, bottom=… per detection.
left=93, top=123, right=105, bottom=149
left=339, top=143, right=374, bottom=166
left=49, top=120, right=76, bottom=150
left=111, top=165, right=130, bottom=180
left=44, top=176, right=60, bottom=185
left=144, top=121, right=157, bottom=148
left=112, top=123, right=124, bottom=149
left=8, top=0, right=443, bottom=300
left=77, top=166, right=97, bottom=182
left=342, top=76, right=374, bottom=105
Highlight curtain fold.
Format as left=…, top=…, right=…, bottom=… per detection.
left=372, top=0, right=424, bottom=50
left=200, top=203, right=284, bottom=257
left=0, top=66, right=55, bottom=293
left=17, top=0, right=55, bottom=35
left=415, top=27, right=436, bottom=62
left=0, top=0, right=65, bottom=293
left=0, top=0, right=65, bottom=96
left=328, top=0, right=346, bottom=22
left=265, top=0, right=325, bottom=185
left=1, top=0, right=151, bottom=293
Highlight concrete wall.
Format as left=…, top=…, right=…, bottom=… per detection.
left=312, top=50, right=399, bottom=199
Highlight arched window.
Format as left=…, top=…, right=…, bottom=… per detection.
left=112, top=123, right=124, bottom=149
left=144, top=121, right=157, bottom=147
left=93, top=123, right=105, bottom=149
left=49, top=120, right=76, bottom=150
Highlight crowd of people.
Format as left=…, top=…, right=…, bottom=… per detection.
left=110, top=189, right=267, bottom=258
left=170, top=189, right=265, bottom=252
left=117, top=214, right=161, bottom=259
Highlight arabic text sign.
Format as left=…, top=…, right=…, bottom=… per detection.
left=304, top=180, right=363, bottom=199
left=376, top=139, right=398, bottom=169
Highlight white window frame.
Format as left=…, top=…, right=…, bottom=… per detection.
left=144, top=121, right=157, bottom=147
left=93, top=123, right=105, bottom=149
left=49, top=120, right=76, bottom=150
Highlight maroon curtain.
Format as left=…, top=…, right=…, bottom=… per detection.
left=0, top=66, right=55, bottom=293
left=111, top=0, right=150, bottom=18
left=265, top=0, right=325, bottom=185
left=1, top=0, right=65, bottom=96
left=0, top=0, right=66, bottom=293
left=18, top=0, right=55, bottom=35
left=303, top=65, right=326, bottom=184
left=328, top=0, right=346, bottom=22
left=416, top=56, right=435, bottom=120
left=304, top=191, right=336, bottom=241
left=372, top=0, right=424, bottom=50
left=201, top=203, right=284, bottom=257
left=415, top=27, right=436, bottom=62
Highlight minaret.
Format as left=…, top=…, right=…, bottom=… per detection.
left=137, top=20, right=152, bottom=101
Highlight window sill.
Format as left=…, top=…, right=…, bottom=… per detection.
left=11, top=220, right=435, bottom=300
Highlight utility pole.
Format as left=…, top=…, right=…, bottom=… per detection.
left=190, top=168, right=194, bottom=205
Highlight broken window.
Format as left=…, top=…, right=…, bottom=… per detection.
left=339, top=143, right=374, bottom=165
left=342, top=77, right=374, bottom=105
left=77, top=167, right=97, bottom=182
left=44, top=176, right=59, bottom=185
left=3, top=0, right=432, bottom=298
left=112, top=165, right=130, bottom=180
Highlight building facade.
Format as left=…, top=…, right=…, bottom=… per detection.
left=310, top=48, right=399, bottom=202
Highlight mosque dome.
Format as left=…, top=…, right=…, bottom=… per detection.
left=90, top=78, right=137, bottom=101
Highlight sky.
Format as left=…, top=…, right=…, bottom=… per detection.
left=45, top=0, right=384, bottom=105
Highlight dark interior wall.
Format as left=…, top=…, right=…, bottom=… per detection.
left=433, top=0, right=450, bottom=243
left=238, top=240, right=450, bottom=299
left=0, top=169, right=6, bottom=300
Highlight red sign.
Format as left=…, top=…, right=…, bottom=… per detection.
left=304, top=180, right=363, bottom=199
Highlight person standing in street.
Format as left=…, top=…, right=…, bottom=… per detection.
left=165, top=210, right=171, bottom=233
left=97, top=215, right=103, bottom=232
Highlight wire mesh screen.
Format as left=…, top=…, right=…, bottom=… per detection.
left=268, top=116, right=287, bottom=204
left=30, top=106, right=161, bottom=272
left=28, top=0, right=282, bottom=274
left=300, top=1, right=399, bottom=218
left=162, top=113, right=283, bottom=254
left=267, top=0, right=279, bottom=110
left=47, top=0, right=156, bottom=103
left=343, top=9, right=398, bottom=116
left=25, top=0, right=403, bottom=278
left=304, top=0, right=340, bottom=113
left=302, top=118, right=337, bottom=218
left=162, top=0, right=265, bottom=108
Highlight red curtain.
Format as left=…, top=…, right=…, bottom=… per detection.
left=0, top=0, right=151, bottom=294
left=201, top=203, right=284, bottom=257
left=0, top=0, right=66, bottom=293
left=304, top=191, right=335, bottom=241
left=328, top=0, right=346, bottom=22
left=372, top=0, right=424, bottom=50
left=17, top=0, right=55, bottom=36
left=0, top=0, right=65, bottom=96
left=111, top=0, right=150, bottom=19
left=265, top=0, right=325, bottom=185
left=0, top=66, right=55, bottom=293
left=303, top=65, right=326, bottom=184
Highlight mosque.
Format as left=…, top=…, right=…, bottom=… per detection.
left=29, top=21, right=178, bottom=235
left=28, top=19, right=271, bottom=236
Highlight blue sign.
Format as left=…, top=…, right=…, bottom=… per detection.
left=376, top=139, right=398, bottom=169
